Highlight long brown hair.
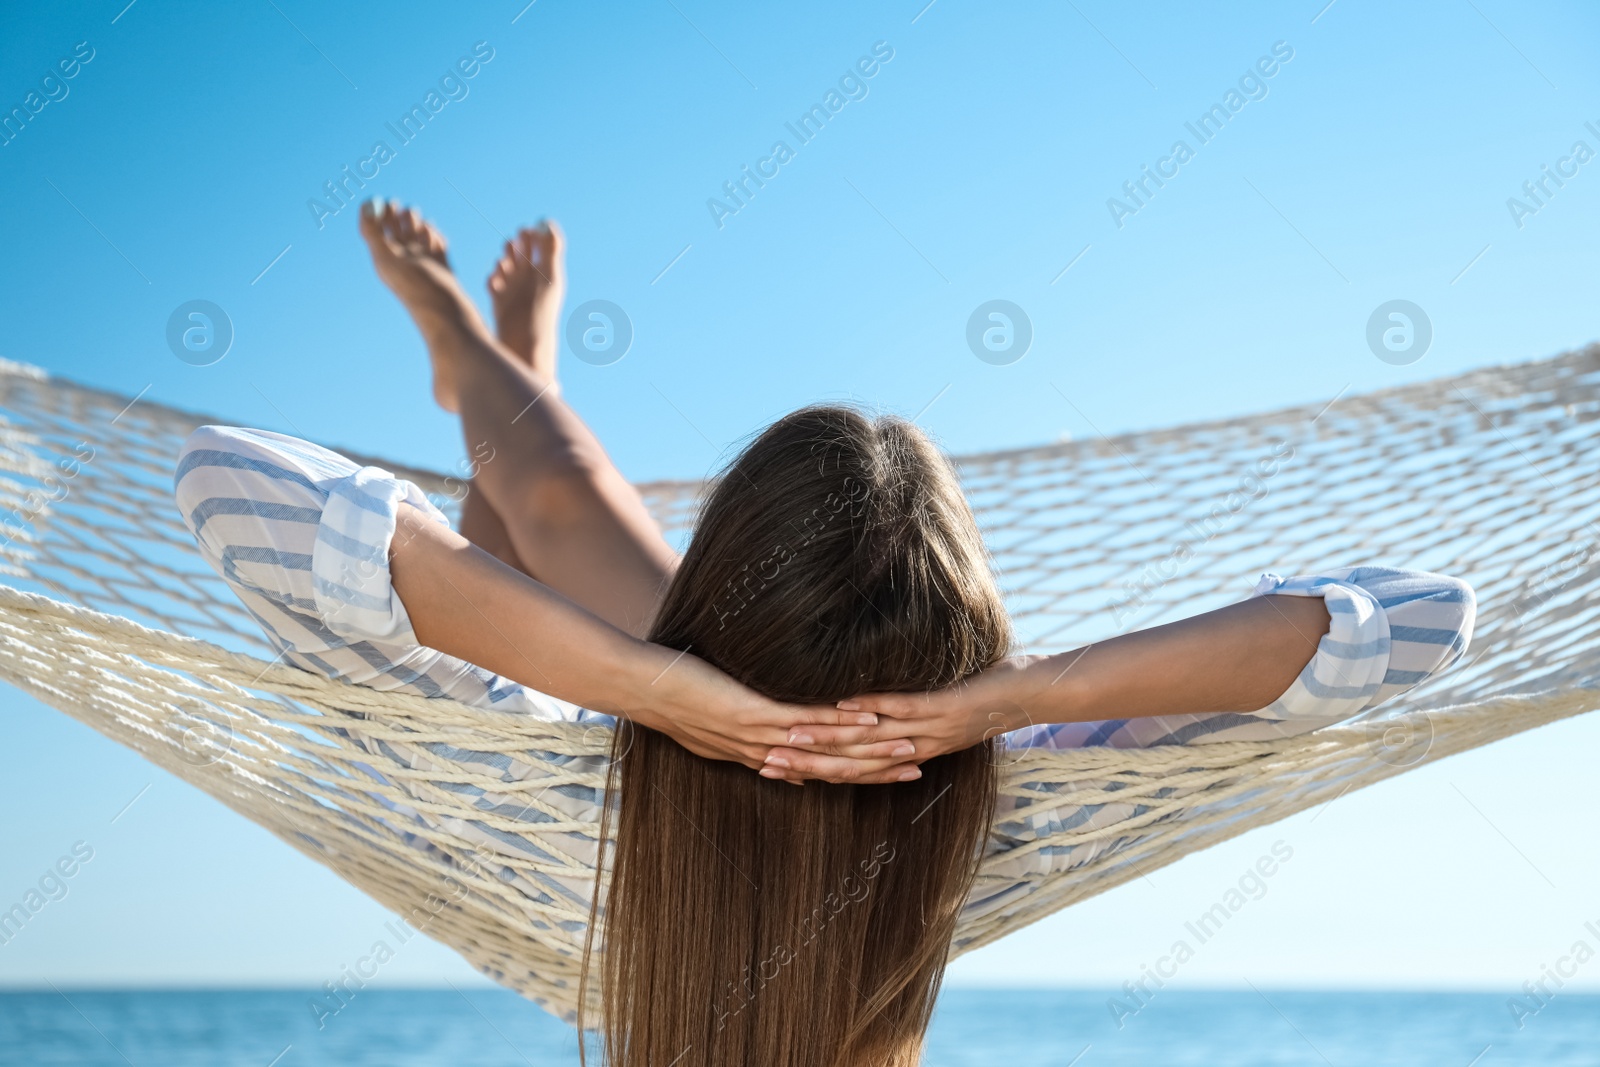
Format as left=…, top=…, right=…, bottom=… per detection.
left=583, top=406, right=1011, bottom=1067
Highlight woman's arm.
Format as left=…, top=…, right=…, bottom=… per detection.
left=769, top=566, right=1475, bottom=781
left=760, top=593, right=1331, bottom=782
left=999, top=593, right=1332, bottom=724
left=387, top=503, right=921, bottom=776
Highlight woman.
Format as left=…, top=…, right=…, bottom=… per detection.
left=175, top=202, right=1475, bottom=1067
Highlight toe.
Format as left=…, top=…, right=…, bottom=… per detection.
left=542, top=219, right=565, bottom=256
left=380, top=201, right=404, bottom=239
left=489, top=256, right=513, bottom=285
left=418, top=215, right=446, bottom=251
left=358, top=200, right=383, bottom=238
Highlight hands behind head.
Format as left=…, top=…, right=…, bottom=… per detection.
left=632, top=644, right=910, bottom=785
left=756, top=656, right=1045, bottom=785
left=639, top=646, right=1045, bottom=785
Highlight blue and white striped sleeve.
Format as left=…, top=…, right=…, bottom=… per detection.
left=311, top=462, right=449, bottom=644
left=174, top=424, right=447, bottom=650
left=1252, top=565, right=1475, bottom=719
left=1008, top=566, right=1475, bottom=750
left=173, top=425, right=593, bottom=723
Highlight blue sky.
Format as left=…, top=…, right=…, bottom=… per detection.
left=2, top=0, right=1599, bottom=1003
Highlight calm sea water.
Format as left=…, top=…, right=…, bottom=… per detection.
left=2, top=988, right=1595, bottom=1065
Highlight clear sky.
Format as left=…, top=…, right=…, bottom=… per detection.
left=2, top=0, right=1598, bottom=999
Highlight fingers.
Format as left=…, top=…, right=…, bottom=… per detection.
left=679, top=733, right=920, bottom=786
left=835, top=692, right=936, bottom=719
left=783, top=705, right=880, bottom=728
left=760, top=749, right=923, bottom=785
left=783, top=723, right=907, bottom=749
left=769, top=739, right=916, bottom=763
left=724, top=705, right=887, bottom=761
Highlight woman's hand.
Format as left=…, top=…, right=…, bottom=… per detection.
left=758, top=655, right=1053, bottom=783
left=629, top=644, right=930, bottom=784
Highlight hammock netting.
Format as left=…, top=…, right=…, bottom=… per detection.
left=1, top=348, right=1597, bottom=1020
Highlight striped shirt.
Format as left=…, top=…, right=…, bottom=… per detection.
left=174, top=426, right=1476, bottom=950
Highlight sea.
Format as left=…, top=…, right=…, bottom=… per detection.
left=1, top=988, right=1595, bottom=1065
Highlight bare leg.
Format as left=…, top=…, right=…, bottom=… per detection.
left=456, top=484, right=527, bottom=571
left=454, top=221, right=566, bottom=575
left=360, top=200, right=676, bottom=637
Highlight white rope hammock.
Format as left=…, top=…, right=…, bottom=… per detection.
left=1, top=349, right=1597, bottom=1020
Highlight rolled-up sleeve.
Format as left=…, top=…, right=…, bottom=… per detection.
left=312, top=463, right=448, bottom=645
left=1244, top=570, right=1393, bottom=722
left=1251, top=565, right=1476, bottom=719
left=174, top=424, right=447, bottom=652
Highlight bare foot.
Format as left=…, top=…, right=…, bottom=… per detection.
left=359, top=199, right=485, bottom=412
left=487, top=220, right=565, bottom=381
